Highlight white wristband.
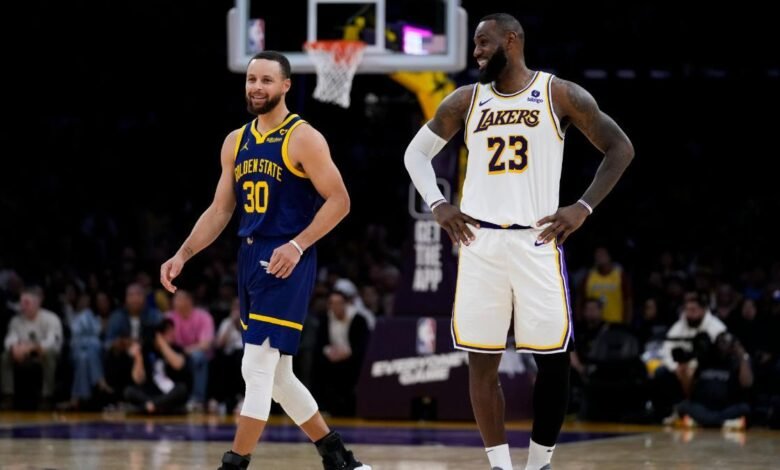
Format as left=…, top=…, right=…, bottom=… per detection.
left=430, top=199, right=446, bottom=211
left=576, top=199, right=593, bottom=215
left=288, top=240, right=304, bottom=256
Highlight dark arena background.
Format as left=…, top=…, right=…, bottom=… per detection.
left=1, top=1, right=779, bottom=469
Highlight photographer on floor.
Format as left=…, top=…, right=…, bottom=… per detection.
left=675, top=331, right=753, bottom=429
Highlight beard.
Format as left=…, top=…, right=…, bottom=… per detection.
left=246, top=92, right=283, bottom=115
left=478, top=46, right=508, bottom=84
left=686, top=317, right=704, bottom=328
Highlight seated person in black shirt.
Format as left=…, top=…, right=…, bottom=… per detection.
left=676, top=331, right=753, bottom=429
left=123, top=318, right=190, bottom=414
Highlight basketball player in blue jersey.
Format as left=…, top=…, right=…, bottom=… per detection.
left=405, top=13, right=634, bottom=470
left=160, top=51, right=370, bottom=470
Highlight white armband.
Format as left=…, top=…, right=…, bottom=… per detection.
left=288, top=240, right=304, bottom=255
left=576, top=199, right=593, bottom=214
left=404, top=124, right=448, bottom=208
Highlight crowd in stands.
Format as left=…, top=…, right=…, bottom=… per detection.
left=0, top=217, right=399, bottom=417
left=567, top=247, right=780, bottom=430
left=2, top=234, right=780, bottom=430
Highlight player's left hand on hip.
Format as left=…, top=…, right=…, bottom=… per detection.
left=267, top=243, right=301, bottom=279
left=536, top=203, right=590, bottom=244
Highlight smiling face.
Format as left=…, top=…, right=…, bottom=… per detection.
left=245, top=58, right=290, bottom=115
left=473, top=20, right=510, bottom=84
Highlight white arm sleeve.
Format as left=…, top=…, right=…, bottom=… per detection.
left=404, top=124, right=448, bottom=208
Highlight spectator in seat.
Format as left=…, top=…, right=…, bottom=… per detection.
left=64, top=291, right=112, bottom=409
left=676, top=332, right=753, bottom=430
left=578, top=247, right=633, bottom=325
left=210, top=298, right=244, bottom=414
left=652, top=291, right=727, bottom=422
left=123, top=318, right=190, bottom=414
left=1, top=286, right=63, bottom=410
left=313, top=291, right=370, bottom=416
left=104, top=283, right=162, bottom=401
left=166, top=289, right=214, bottom=410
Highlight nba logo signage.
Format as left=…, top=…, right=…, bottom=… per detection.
left=416, top=317, right=437, bottom=355
left=247, top=19, right=265, bottom=54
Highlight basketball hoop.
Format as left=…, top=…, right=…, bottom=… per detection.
left=304, top=40, right=365, bottom=108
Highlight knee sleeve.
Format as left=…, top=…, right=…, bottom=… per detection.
left=240, top=340, right=281, bottom=421
left=272, top=355, right=319, bottom=425
left=531, top=352, right=571, bottom=446
left=534, top=352, right=571, bottom=382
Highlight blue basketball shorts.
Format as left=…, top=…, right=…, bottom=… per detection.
left=237, top=235, right=316, bottom=355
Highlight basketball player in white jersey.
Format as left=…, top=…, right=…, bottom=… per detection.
left=404, top=13, right=634, bottom=470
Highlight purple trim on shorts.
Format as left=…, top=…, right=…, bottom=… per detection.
left=557, top=243, right=574, bottom=346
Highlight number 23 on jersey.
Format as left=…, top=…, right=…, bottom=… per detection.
left=487, top=135, right=529, bottom=175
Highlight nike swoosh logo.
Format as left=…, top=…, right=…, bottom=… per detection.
left=479, top=98, right=493, bottom=106
left=534, top=240, right=547, bottom=247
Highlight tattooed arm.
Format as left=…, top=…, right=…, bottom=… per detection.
left=405, top=85, right=482, bottom=245
left=426, top=84, right=475, bottom=140
left=160, top=129, right=240, bottom=293
left=537, top=79, right=634, bottom=243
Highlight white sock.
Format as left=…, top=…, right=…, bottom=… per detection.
left=525, top=440, right=554, bottom=470
left=486, top=443, right=512, bottom=469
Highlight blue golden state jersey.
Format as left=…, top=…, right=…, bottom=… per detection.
left=233, top=114, right=322, bottom=237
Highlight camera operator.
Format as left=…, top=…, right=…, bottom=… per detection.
left=676, top=331, right=753, bottom=429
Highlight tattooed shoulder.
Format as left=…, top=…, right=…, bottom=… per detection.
left=553, top=78, right=598, bottom=119
left=429, top=84, right=475, bottom=136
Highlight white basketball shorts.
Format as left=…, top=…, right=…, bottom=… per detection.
left=451, top=227, right=573, bottom=354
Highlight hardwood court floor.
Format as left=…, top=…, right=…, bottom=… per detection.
left=0, top=413, right=778, bottom=469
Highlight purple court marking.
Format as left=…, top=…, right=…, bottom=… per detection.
left=0, top=422, right=627, bottom=447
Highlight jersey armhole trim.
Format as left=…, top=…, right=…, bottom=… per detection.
left=281, top=120, right=309, bottom=179
left=463, top=85, right=479, bottom=145
left=546, top=75, right=566, bottom=141
left=233, top=125, right=248, bottom=161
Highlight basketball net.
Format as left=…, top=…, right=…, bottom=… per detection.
left=304, top=40, right=365, bottom=108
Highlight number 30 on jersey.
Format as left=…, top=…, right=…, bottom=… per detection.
left=243, top=181, right=268, bottom=213
left=487, top=135, right=529, bottom=175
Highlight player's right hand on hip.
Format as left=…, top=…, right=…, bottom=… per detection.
left=160, top=255, right=185, bottom=293
left=432, top=203, right=480, bottom=246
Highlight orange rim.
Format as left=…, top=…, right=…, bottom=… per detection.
left=304, top=40, right=365, bottom=63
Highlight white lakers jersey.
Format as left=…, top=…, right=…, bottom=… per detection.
left=461, top=71, right=566, bottom=227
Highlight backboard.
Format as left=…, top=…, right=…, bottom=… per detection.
left=227, top=0, right=468, bottom=74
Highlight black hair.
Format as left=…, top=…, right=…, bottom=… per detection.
left=684, top=291, right=709, bottom=309
left=329, top=290, right=348, bottom=301
left=250, top=51, right=292, bottom=79
left=22, top=285, right=44, bottom=300
left=156, top=318, right=175, bottom=333
left=479, top=13, right=524, bottom=40
left=584, top=297, right=604, bottom=308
